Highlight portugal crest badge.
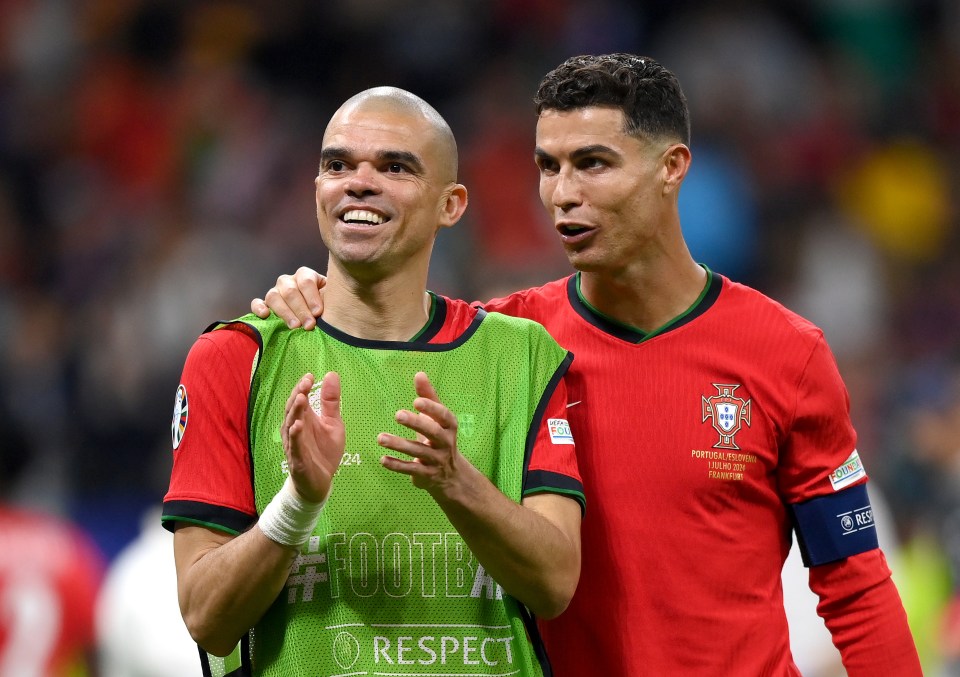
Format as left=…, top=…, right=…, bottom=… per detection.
left=701, top=383, right=751, bottom=449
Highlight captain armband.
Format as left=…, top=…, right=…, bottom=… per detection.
left=790, top=482, right=879, bottom=567
left=258, top=477, right=328, bottom=548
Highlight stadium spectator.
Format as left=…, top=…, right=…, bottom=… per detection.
left=96, top=505, right=200, bottom=677
left=0, top=407, right=105, bottom=677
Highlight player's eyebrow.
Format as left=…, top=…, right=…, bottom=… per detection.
left=534, top=144, right=619, bottom=162
left=534, top=147, right=554, bottom=162
left=570, top=144, right=618, bottom=159
left=320, top=147, right=425, bottom=174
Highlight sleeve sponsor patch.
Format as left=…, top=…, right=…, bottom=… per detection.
left=548, top=418, right=574, bottom=445
left=829, top=449, right=866, bottom=491
left=790, top=482, right=879, bottom=567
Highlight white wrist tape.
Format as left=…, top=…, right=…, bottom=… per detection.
left=258, top=477, right=327, bottom=548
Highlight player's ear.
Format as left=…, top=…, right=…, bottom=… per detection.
left=662, top=143, right=691, bottom=196
left=438, top=183, right=468, bottom=229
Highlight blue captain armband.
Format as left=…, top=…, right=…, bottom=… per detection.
left=790, top=482, right=879, bottom=567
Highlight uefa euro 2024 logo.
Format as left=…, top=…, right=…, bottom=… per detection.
left=701, top=383, right=752, bottom=450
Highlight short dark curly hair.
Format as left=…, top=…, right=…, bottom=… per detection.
left=534, top=53, right=691, bottom=146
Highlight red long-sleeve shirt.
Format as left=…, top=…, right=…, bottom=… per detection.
left=482, top=271, right=920, bottom=676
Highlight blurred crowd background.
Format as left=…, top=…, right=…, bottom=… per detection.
left=1, top=0, right=959, bottom=674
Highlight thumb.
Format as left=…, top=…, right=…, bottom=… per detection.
left=320, top=372, right=342, bottom=420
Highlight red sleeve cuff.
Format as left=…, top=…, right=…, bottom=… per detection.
left=809, top=549, right=922, bottom=676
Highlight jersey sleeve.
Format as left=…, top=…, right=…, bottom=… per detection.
left=523, top=371, right=585, bottom=513
left=778, top=334, right=860, bottom=502
left=161, top=326, right=260, bottom=534
left=778, top=338, right=920, bottom=671
left=481, top=290, right=536, bottom=322
left=809, top=550, right=922, bottom=675
left=777, top=335, right=885, bottom=564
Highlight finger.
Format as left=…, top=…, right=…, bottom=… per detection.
left=265, top=288, right=301, bottom=328
left=295, top=266, right=327, bottom=318
left=288, top=391, right=312, bottom=423
left=284, top=373, right=315, bottom=418
left=267, top=275, right=311, bottom=329
left=393, top=407, right=451, bottom=445
left=287, top=386, right=329, bottom=473
left=380, top=454, right=425, bottom=477
left=408, top=372, right=456, bottom=439
left=287, top=417, right=304, bottom=442
left=283, top=392, right=309, bottom=455
left=413, top=371, right=439, bottom=402
left=409, top=397, right=458, bottom=432
left=282, top=375, right=314, bottom=450
left=377, top=432, right=433, bottom=460
left=251, top=297, right=270, bottom=318
left=284, top=390, right=311, bottom=444
left=319, top=372, right=341, bottom=421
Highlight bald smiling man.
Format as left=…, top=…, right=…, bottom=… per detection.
left=161, top=87, right=584, bottom=677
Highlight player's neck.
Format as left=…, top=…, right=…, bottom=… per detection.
left=580, top=255, right=707, bottom=334
left=322, top=264, right=432, bottom=341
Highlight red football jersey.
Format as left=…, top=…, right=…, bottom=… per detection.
left=484, top=271, right=910, bottom=676
left=0, top=506, right=105, bottom=676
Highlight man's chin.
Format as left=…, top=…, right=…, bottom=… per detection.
left=562, top=248, right=602, bottom=273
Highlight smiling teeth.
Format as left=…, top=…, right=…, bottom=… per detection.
left=343, top=209, right=386, bottom=225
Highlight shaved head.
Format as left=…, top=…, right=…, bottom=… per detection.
left=326, top=86, right=459, bottom=183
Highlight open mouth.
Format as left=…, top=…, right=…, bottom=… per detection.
left=341, top=209, right=388, bottom=225
left=558, top=224, right=591, bottom=237
left=556, top=221, right=597, bottom=242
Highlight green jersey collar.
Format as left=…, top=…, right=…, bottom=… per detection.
left=568, top=266, right=721, bottom=344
